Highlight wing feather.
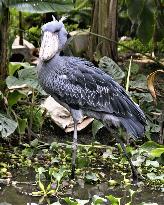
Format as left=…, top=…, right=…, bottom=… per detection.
left=41, top=56, right=145, bottom=125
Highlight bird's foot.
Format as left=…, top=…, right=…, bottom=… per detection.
left=131, top=169, right=139, bottom=185
left=132, top=174, right=138, bottom=185
left=70, top=164, right=75, bottom=179
left=132, top=174, right=145, bottom=185
left=132, top=170, right=144, bottom=185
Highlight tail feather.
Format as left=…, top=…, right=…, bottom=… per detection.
left=120, top=117, right=145, bottom=139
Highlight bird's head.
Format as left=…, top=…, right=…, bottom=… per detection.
left=39, top=16, right=68, bottom=61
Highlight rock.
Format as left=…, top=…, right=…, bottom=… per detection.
left=63, top=31, right=89, bottom=57
left=12, top=36, right=35, bottom=50
left=41, top=96, right=94, bottom=132
left=65, top=117, right=94, bottom=133
left=11, top=36, right=37, bottom=63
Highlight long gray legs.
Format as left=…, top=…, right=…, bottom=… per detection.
left=71, top=120, right=78, bottom=179
left=114, top=134, right=138, bottom=184
left=70, top=109, right=83, bottom=179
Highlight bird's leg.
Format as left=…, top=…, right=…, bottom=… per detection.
left=70, top=109, right=83, bottom=179
left=71, top=120, right=78, bottom=179
left=114, top=134, right=138, bottom=184
left=106, top=127, right=138, bottom=184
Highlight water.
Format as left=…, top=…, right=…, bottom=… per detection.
left=0, top=169, right=163, bottom=205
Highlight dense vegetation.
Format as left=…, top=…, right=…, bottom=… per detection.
left=0, top=1, right=164, bottom=204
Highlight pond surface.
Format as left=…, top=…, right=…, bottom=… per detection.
left=1, top=130, right=164, bottom=205
left=0, top=168, right=163, bottom=205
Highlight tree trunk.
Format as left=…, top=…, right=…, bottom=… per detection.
left=88, top=0, right=118, bottom=62
left=107, top=0, right=118, bottom=61
left=0, top=3, right=10, bottom=90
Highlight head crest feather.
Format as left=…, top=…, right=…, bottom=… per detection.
left=52, top=15, right=57, bottom=21
left=59, top=16, right=68, bottom=22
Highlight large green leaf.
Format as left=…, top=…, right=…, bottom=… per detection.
left=92, top=195, right=108, bottom=205
left=6, top=65, right=46, bottom=95
left=99, top=56, right=125, bottom=84
left=64, top=197, right=78, bottom=205
left=17, top=117, right=27, bottom=135
left=126, top=0, right=156, bottom=43
left=92, top=119, right=104, bottom=138
left=151, top=148, right=164, bottom=158
left=8, top=62, right=26, bottom=76
left=9, top=0, right=74, bottom=13
left=126, top=0, right=144, bottom=23
left=106, top=194, right=121, bottom=205
left=0, top=113, right=18, bottom=138
left=74, top=0, right=91, bottom=10
left=140, top=141, right=163, bottom=152
left=85, top=172, right=98, bottom=182
left=129, top=74, right=147, bottom=89
left=137, top=1, right=155, bottom=43
left=147, top=172, right=164, bottom=181
left=8, top=90, right=26, bottom=107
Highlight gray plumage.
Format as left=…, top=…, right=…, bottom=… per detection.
left=38, top=55, right=146, bottom=139
left=38, top=17, right=146, bottom=182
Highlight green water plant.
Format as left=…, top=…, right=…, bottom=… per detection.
left=33, top=167, right=67, bottom=197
